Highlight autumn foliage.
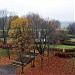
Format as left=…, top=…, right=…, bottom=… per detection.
left=8, top=18, right=34, bottom=52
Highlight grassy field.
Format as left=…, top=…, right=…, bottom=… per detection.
left=67, top=38, right=75, bottom=42
left=54, top=45, right=75, bottom=49
left=0, top=37, right=13, bottom=43
left=0, top=44, right=75, bottom=56
left=48, top=45, right=75, bottom=49
left=0, top=48, right=8, bottom=56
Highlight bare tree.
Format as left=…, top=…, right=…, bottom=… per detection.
left=7, top=12, right=18, bottom=30
left=67, top=23, right=75, bottom=35
left=0, top=9, right=8, bottom=44
left=26, top=13, right=61, bottom=44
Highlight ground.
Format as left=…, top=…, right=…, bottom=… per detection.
left=0, top=53, right=75, bottom=75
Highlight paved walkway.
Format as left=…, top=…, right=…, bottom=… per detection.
left=0, top=66, right=16, bottom=75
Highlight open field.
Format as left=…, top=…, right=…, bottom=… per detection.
left=0, top=48, right=8, bottom=56
left=67, top=38, right=75, bottom=42
left=53, top=45, right=75, bottom=49
left=49, top=45, right=75, bottom=49
left=0, top=44, right=75, bottom=56
left=0, top=37, right=13, bottom=43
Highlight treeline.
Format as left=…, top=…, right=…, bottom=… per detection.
left=67, top=23, right=75, bottom=35
left=0, top=9, right=75, bottom=45
left=0, top=9, right=60, bottom=30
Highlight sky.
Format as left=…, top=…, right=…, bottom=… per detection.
left=0, top=0, right=74, bottom=22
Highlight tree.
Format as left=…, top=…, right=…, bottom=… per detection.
left=26, top=13, right=61, bottom=45
left=26, top=14, right=59, bottom=44
left=67, top=23, right=75, bottom=35
left=8, top=18, right=34, bottom=53
left=8, top=17, right=35, bottom=72
left=0, top=9, right=8, bottom=44
left=46, top=20, right=60, bottom=44
left=26, top=13, right=48, bottom=29
left=57, top=29, right=68, bottom=42
left=7, top=12, right=19, bottom=30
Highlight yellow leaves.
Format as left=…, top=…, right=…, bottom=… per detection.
left=10, top=18, right=29, bottom=29
left=8, top=17, right=31, bottom=38
left=8, top=29, right=17, bottom=37
left=8, top=17, right=34, bottom=51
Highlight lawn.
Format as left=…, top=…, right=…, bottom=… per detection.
left=67, top=38, right=75, bottom=42
left=57, top=28, right=68, bottom=31
left=0, top=48, right=8, bottom=56
left=0, top=43, right=75, bottom=56
left=0, top=37, right=13, bottom=43
left=34, top=44, right=75, bottom=50
left=49, top=45, right=75, bottom=49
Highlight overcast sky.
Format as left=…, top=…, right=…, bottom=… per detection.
left=0, top=0, right=74, bottom=22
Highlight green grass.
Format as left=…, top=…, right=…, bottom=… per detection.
left=0, top=48, right=8, bottom=56
left=57, top=28, right=68, bottom=31
left=37, top=44, right=75, bottom=49
left=0, top=37, right=13, bottom=43
left=0, top=44, right=75, bottom=56
left=67, top=38, right=75, bottom=42
left=55, top=45, right=75, bottom=49
left=49, top=45, right=75, bottom=49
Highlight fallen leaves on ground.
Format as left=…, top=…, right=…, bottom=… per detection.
left=16, top=54, right=75, bottom=75
left=0, top=53, right=75, bottom=75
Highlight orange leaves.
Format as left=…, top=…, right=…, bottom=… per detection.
left=15, top=54, right=74, bottom=75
